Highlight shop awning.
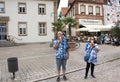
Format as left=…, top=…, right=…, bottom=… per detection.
left=76, top=24, right=115, bottom=32
left=88, top=29, right=100, bottom=32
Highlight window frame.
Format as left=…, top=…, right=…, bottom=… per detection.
left=18, top=22, right=27, bottom=36
left=38, top=22, right=47, bottom=36
left=18, top=2, right=27, bottom=14
left=88, top=6, right=93, bottom=15
left=38, top=4, right=46, bottom=15
left=0, top=1, right=5, bottom=13
left=80, top=5, right=86, bottom=15
left=96, top=6, right=100, bottom=15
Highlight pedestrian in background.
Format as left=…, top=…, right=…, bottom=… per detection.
left=84, top=37, right=100, bottom=79
left=53, top=31, right=70, bottom=82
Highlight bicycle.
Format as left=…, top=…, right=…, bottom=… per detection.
left=75, top=41, right=80, bottom=49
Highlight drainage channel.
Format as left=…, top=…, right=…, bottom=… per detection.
left=33, top=57, right=120, bottom=82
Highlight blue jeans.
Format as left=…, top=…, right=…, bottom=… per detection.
left=56, top=58, right=67, bottom=71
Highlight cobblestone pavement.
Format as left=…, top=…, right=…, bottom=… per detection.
left=0, top=43, right=120, bottom=82
left=38, top=57, right=120, bottom=82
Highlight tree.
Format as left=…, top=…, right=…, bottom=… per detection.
left=52, top=11, right=64, bottom=34
left=62, top=17, right=77, bottom=41
left=110, top=22, right=120, bottom=40
left=52, top=19, right=64, bottom=38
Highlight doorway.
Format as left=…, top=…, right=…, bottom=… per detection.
left=0, top=23, right=7, bottom=40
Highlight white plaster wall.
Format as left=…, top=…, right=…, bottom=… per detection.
left=1, top=0, right=54, bottom=43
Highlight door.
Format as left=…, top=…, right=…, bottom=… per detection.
left=0, top=23, right=7, bottom=40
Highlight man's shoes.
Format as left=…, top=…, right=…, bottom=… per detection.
left=84, top=76, right=87, bottom=79
left=91, top=75, right=96, bottom=78
left=63, top=75, right=68, bottom=81
left=56, top=77, right=60, bottom=82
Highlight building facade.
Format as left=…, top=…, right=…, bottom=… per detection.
left=104, top=0, right=120, bottom=24
left=62, top=0, right=120, bottom=36
left=63, top=0, right=106, bottom=36
left=0, top=0, right=59, bottom=43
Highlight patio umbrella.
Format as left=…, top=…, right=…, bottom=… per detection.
left=99, top=24, right=115, bottom=31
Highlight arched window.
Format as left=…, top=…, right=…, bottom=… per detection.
left=80, top=5, right=85, bottom=15
left=88, top=6, right=93, bottom=15
left=96, top=6, right=100, bottom=15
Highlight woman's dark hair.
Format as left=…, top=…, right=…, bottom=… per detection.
left=94, top=39, right=97, bottom=44
left=92, top=38, right=97, bottom=44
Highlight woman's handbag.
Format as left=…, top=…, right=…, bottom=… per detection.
left=84, top=52, right=90, bottom=62
left=84, top=47, right=94, bottom=62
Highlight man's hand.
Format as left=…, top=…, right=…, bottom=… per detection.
left=58, top=37, right=62, bottom=43
left=53, top=37, right=62, bottom=49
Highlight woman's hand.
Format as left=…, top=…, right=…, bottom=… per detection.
left=94, top=46, right=99, bottom=52
left=90, top=40, right=95, bottom=47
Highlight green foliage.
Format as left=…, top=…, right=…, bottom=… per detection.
left=52, top=20, right=64, bottom=33
left=58, top=12, right=62, bottom=20
left=62, top=17, right=77, bottom=41
left=111, top=22, right=120, bottom=39
left=51, top=17, right=77, bottom=40
left=62, top=17, right=77, bottom=27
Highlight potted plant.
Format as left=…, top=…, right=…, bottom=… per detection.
left=62, top=17, right=78, bottom=50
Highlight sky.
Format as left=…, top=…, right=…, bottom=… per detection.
left=58, top=0, right=68, bottom=14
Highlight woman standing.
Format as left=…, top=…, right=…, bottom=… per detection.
left=84, top=38, right=100, bottom=79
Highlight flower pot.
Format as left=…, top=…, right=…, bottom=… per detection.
left=68, top=42, right=75, bottom=51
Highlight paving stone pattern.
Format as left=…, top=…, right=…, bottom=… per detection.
left=0, top=43, right=120, bottom=82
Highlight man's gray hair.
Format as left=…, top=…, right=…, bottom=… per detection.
left=57, top=31, right=62, bottom=34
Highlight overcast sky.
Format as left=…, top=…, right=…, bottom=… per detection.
left=58, top=0, right=68, bottom=14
